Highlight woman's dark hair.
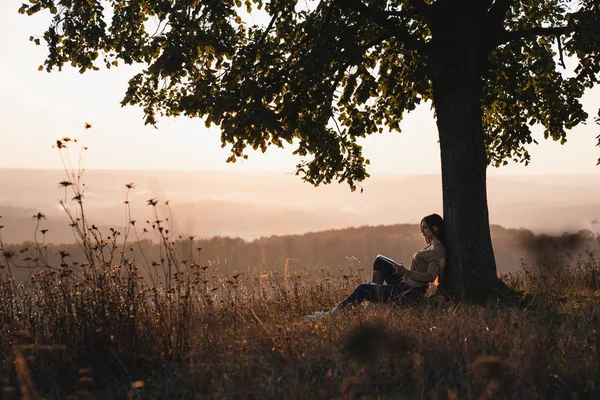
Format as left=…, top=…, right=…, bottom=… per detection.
left=421, top=213, right=446, bottom=246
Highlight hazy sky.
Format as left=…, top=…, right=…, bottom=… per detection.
left=2, top=0, right=600, bottom=176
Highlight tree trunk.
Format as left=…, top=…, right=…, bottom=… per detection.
left=430, top=29, right=505, bottom=300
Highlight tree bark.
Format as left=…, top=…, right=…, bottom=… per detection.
left=430, top=23, right=506, bottom=300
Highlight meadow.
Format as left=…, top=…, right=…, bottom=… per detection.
left=1, top=138, right=599, bottom=399
left=2, top=204, right=600, bottom=400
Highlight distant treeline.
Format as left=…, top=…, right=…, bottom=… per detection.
left=3, top=223, right=600, bottom=284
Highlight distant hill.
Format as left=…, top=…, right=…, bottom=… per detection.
left=3, top=220, right=598, bottom=285
left=0, top=169, right=599, bottom=244
left=0, top=205, right=82, bottom=244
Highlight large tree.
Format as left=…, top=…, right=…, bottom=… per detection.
left=21, top=0, right=600, bottom=299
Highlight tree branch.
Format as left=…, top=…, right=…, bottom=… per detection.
left=339, top=0, right=425, bottom=51
left=387, top=0, right=431, bottom=20
left=259, top=12, right=279, bottom=44
left=484, top=0, right=515, bottom=50
left=556, top=34, right=566, bottom=69
left=496, top=25, right=574, bottom=46
left=486, top=0, right=514, bottom=27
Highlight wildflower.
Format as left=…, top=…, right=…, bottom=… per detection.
left=32, top=212, right=46, bottom=220
left=58, top=251, right=70, bottom=259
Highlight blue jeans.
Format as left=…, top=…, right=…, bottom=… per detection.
left=337, top=255, right=427, bottom=309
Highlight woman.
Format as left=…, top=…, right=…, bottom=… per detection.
left=305, top=213, right=446, bottom=322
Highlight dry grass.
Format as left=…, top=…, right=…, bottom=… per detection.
left=0, top=256, right=599, bottom=399
left=0, top=135, right=599, bottom=399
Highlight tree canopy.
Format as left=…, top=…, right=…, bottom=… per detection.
left=20, top=0, right=600, bottom=188
left=21, top=0, right=600, bottom=298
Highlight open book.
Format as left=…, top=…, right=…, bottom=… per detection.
left=376, top=254, right=397, bottom=266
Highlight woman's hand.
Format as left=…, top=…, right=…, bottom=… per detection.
left=394, top=262, right=409, bottom=277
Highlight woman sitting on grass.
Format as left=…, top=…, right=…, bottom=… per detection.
left=305, top=213, right=446, bottom=322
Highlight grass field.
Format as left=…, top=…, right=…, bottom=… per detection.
left=2, top=138, right=599, bottom=399
left=1, top=252, right=599, bottom=399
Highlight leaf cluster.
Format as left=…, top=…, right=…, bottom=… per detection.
left=482, top=0, right=590, bottom=166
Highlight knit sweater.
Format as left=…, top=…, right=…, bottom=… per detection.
left=400, top=243, right=446, bottom=288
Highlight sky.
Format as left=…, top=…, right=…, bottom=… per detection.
left=1, top=0, right=600, bottom=177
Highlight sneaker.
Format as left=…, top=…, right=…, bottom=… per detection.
left=304, top=308, right=338, bottom=322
